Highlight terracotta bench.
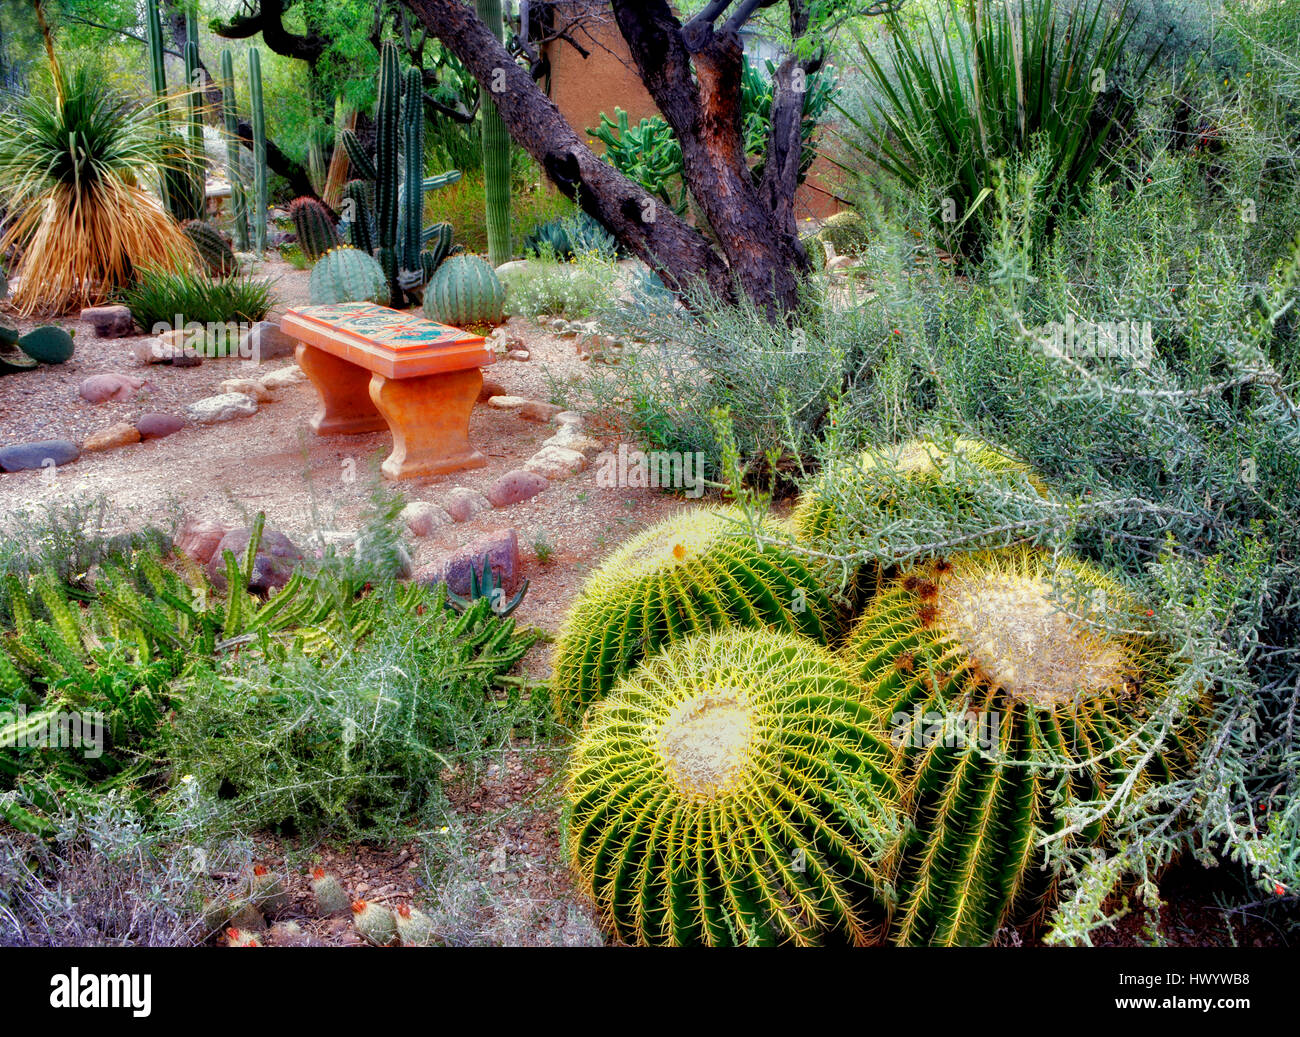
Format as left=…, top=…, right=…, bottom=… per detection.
left=280, top=302, right=495, bottom=481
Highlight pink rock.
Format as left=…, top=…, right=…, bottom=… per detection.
left=517, top=401, right=563, bottom=423
left=176, top=518, right=231, bottom=566
left=487, top=470, right=548, bottom=507
left=136, top=413, right=186, bottom=440
left=416, top=528, right=520, bottom=595
left=79, top=373, right=147, bottom=404
left=441, top=487, right=491, bottom=523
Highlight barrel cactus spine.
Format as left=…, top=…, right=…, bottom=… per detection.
left=549, top=506, right=842, bottom=721
left=566, top=629, right=903, bottom=946
left=843, top=546, right=1203, bottom=946
left=309, top=246, right=390, bottom=306
left=289, top=197, right=342, bottom=261
left=422, top=254, right=505, bottom=326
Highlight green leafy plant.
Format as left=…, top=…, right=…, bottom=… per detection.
left=123, top=268, right=275, bottom=331
left=565, top=628, right=902, bottom=946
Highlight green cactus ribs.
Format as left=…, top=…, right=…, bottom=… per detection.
left=549, top=506, right=841, bottom=721
left=422, top=254, right=505, bottom=328
left=843, top=546, right=1203, bottom=946
left=182, top=220, right=236, bottom=276
left=309, top=246, right=390, bottom=306
left=565, top=629, right=902, bottom=946
left=289, top=198, right=341, bottom=262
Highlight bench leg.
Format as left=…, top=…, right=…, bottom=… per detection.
left=368, top=368, right=488, bottom=480
left=296, top=342, right=387, bottom=436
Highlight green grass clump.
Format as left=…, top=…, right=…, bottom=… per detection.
left=122, top=268, right=275, bottom=333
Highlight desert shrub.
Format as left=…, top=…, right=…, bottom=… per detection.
left=122, top=268, right=275, bottom=334
left=160, top=587, right=545, bottom=838
left=505, top=249, right=622, bottom=321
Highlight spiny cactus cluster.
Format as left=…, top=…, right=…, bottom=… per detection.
left=843, top=547, right=1201, bottom=945
left=182, top=220, right=237, bottom=276
left=566, top=629, right=902, bottom=946
left=309, top=245, right=391, bottom=306
left=550, top=506, right=839, bottom=720
left=422, top=254, right=505, bottom=327
left=289, top=197, right=342, bottom=262
left=337, top=42, right=461, bottom=305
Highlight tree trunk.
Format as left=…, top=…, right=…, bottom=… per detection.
left=400, top=0, right=809, bottom=316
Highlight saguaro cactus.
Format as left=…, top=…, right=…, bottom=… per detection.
left=249, top=48, right=268, bottom=256
left=476, top=0, right=512, bottom=266
left=219, top=48, right=249, bottom=251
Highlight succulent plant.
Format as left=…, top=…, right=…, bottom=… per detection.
left=249, top=48, right=268, bottom=255
left=549, top=506, right=841, bottom=720
left=246, top=864, right=289, bottom=916
left=289, top=197, right=342, bottom=262
left=817, top=210, right=870, bottom=256
left=224, top=927, right=263, bottom=947
left=394, top=904, right=436, bottom=946
left=219, top=48, right=249, bottom=252
left=791, top=436, right=1047, bottom=602
left=565, top=628, right=903, bottom=946
left=522, top=214, right=620, bottom=261
left=842, top=547, right=1202, bottom=946
left=447, top=554, right=528, bottom=618
left=309, top=868, right=350, bottom=916
left=350, top=898, right=398, bottom=946
left=476, top=0, right=511, bottom=265
left=422, top=254, right=505, bottom=326
left=182, top=219, right=236, bottom=276
left=309, top=246, right=391, bottom=306
left=17, top=326, right=75, bottom=365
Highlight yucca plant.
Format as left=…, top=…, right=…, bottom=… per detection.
left=550, top=507, right=841, bottom=720
left=565, top=629, right=903, bottom=946
left=0, top=64, right=199, bottom=315
left=842, top=547, right=1204, bottom=946
left=837, top=0, right=1160, bottom=257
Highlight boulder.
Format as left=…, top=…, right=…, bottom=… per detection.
left=206, top=527, right=303, bottom=594
left=400, top=501, right=452, bottom=537
left=79, top=305, right=135, bottom=339
left=82, top=422, right=141, bottom=452
left=261, top=365, right=306, bottom=389
left=0, top=439, right=80, bottom=473
left=487, top=470, right=548, bottom=508
left=185, top=393, right=258, bottom=424
left=416, top=528, right=520, bottom=595
left=248, top=321, right=297, bottom=362
left=517, top=400, right=563, bottom=423
left=478, top=379, right=507, bottom=403
left=441, top=487, right=491, bottom=523
left=218, top=378, right=274, bottom=403
left=79, top=373, right=147, bottom=404
left=176, top=517, right=231, bottom=565
left=136, top=413, right=186, bottom=440
left=524, top=445, right=588, bottom=481
left=486, top=395, right=529, bottom=410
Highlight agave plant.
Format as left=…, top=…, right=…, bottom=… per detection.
left=836, top=0, right=1160, bottom=257
left=0, top=64, right=198, bottom=314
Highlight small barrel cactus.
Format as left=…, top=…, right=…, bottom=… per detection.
left=566, top=629, right=903, bottom=946
left=842, top=547, right=1202, bottom=946
left=817, top=209, right=870, bottom=256
left=309, top=246, right=391, bottom=306
left=309, top=868, right=350, bottom=916
left=550, top=506, right=841, bottom=720
left=289, top=197, right=342, bottom=261
left=182, top=219, right=236, bottom=276
left=422, top=254, right=505, bottom=326
left=394, top=904, right=436, bottom=946
left=224, top=927, right=263, bottom=947
left=350, top=898, right=398, bottom=946
left=246, top=864, right=289, bottom=916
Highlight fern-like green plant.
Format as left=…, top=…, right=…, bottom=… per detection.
left=565, top=628, right=902, bottom=946
left=842, top=547, right=1203, bottom=946
left=550, top=507, right=841, bottom=720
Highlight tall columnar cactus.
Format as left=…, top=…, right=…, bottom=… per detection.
left=181, top=32, right=206, bottom=220
left=219, top=48, right=249, bottom=251
left=309, top=246, right=390, bottom=306
left=476, top=0, right=511, bottom=266
left=338, top=49, right=461, bottom=304
left=249, top=48, right=268, bottom=256
left=549, top=506, right=842, bottom=721
left=421, top=255, right=504, bottom=326
left=842, top=547, right=1203, bottom=946
left=566, top=629, right=903, bottom=946
left=144, top=0, right=195, bottom=221
left=289, top=197, right=341, bottom=261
